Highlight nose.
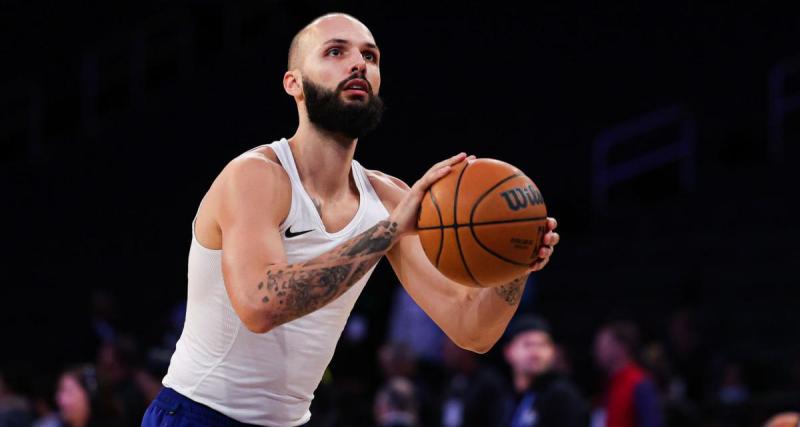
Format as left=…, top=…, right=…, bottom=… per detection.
left=350, top=56, right=367, bottom=75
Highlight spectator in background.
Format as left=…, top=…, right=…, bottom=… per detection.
left=387, top=285, right=446, bottom=365
left=0, top=368, right=32, bottom=427
left=664, top=309, right=708, bottom=405
left=89, top=290, right=119, bottom=346
left=132, top=363, right=165, bottom=408
left=378, top=343, right=419, bottom=385
left=640, top=342, right=700, bottom=427
left=592, top=321, right=663, bottom=427
left=31, top=375, right=60, bottom=427
left=374, top=377, right=418, bottom=427
left=440, top=339, right=511, bottom=427
left=95, top=337, right=146, bottom=426
left=55, top=365, right=118, bottom=427
left=717, top=361, right=749, bottom=406
left=503, top=315, right=588, bottom=427
left=378, top=342, right=439, bottom=426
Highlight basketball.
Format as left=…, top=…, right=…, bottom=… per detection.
left=417, top=158, right=548, bottom=287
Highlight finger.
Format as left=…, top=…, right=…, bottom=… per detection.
left=429, top=165, right=452, bottom=181
left=544, top=232, right=560, bottom=246
left=412, top=165, right=452, bottom=194
left=529, top=256, right=549, bottom=272
left=538, top=245, right=553, bottom=259
left=547, top=217, right=558, bottom=231
left=413, top=153, right=468, bottom=195
left=431, top=152, right=467, bottom=171
left=466, top=155, right=477, bottom=161
left=421, top=165, right=452, bottom=187
left=445, top=152, right=468, bottom=165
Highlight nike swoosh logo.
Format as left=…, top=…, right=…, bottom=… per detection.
left=284, top=226, right=314, bottom=238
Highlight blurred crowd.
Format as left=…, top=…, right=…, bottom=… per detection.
left=1, top=285, right=799, bottom=427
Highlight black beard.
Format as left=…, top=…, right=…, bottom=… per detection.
left=303, top=78, right=384, bottom=140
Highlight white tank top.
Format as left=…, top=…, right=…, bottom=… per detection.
left=162, top=138, right=390, bottom=426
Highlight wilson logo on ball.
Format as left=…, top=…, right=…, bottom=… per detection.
left=499, top=185, right=544, bottom=211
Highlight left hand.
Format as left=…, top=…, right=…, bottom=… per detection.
left=529, top=217, right=559, bottom=272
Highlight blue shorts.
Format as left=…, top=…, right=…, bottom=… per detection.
left=142, top=387, right=267, bottom=427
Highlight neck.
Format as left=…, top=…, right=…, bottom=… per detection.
left=288, top=120, right=357, bottom=200
left=513, top=371, right=533, bottom=393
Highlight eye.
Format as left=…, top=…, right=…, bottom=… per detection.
left=326, top=47, right=342, bottom=57
left=363, top=51, right=378, bottom=63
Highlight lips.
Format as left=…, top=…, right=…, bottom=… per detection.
left=343, top=79, right=369, bottom=94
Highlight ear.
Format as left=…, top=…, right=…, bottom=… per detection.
left=283, top=70, right=303, bottom=99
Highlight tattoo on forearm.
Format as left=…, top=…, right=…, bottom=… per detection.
left=494, top=275, right=527, bottom=306
left=256, top=220, right=397, bottom=326
left=343, top=221, right=397, bottom=256
left=350, top=259, right=373, bottom=282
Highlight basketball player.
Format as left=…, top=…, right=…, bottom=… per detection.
left=142, top=13, right=560, bottom=427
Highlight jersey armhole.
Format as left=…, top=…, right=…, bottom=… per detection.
left=255, top=145, right=295, bottom=231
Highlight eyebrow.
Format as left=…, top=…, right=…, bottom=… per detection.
left=323, top=38, right=380, bottom=51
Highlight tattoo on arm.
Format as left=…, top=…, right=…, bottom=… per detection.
left=343, top=221, right=397, bottom=256
left=256, top=220, right=398, bottom=327
left=494, top=275, right=527, bottom=306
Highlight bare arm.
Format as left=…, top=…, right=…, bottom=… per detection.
left=371, top=170, right=559, bottom=353
left=388, top=235, right=531, bottom=353
left=218, top=152, right=467, bottom=333
left=253, top=219, right=398, bottom=330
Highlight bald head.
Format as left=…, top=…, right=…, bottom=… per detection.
left=287, top=13, right=374, bottom=70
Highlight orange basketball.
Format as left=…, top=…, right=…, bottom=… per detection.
left=417, top=158, right=548, bottom=287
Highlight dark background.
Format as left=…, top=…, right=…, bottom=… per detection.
left=2, top=0, right=800, bottom=425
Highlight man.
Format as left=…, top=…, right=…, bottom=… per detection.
left=142, top=13, right=560, bottom=427
left=592, top=321, right=663, bottom=427
left=503, top=315, right=587, bottom=427
left=441, top=338, right=511, bottom=427
left=373, top=377, right=418, bottom=427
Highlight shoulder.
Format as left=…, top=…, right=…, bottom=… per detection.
left=365, top=168, right=410, bottom=210
left=222, top=147, right=289, bottom=189
left=214, top=147, right=292, bottom=218
left=194, top=146, right=291, bottom=247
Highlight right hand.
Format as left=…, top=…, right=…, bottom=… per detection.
left=389, top=152, right=472, bottom=237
